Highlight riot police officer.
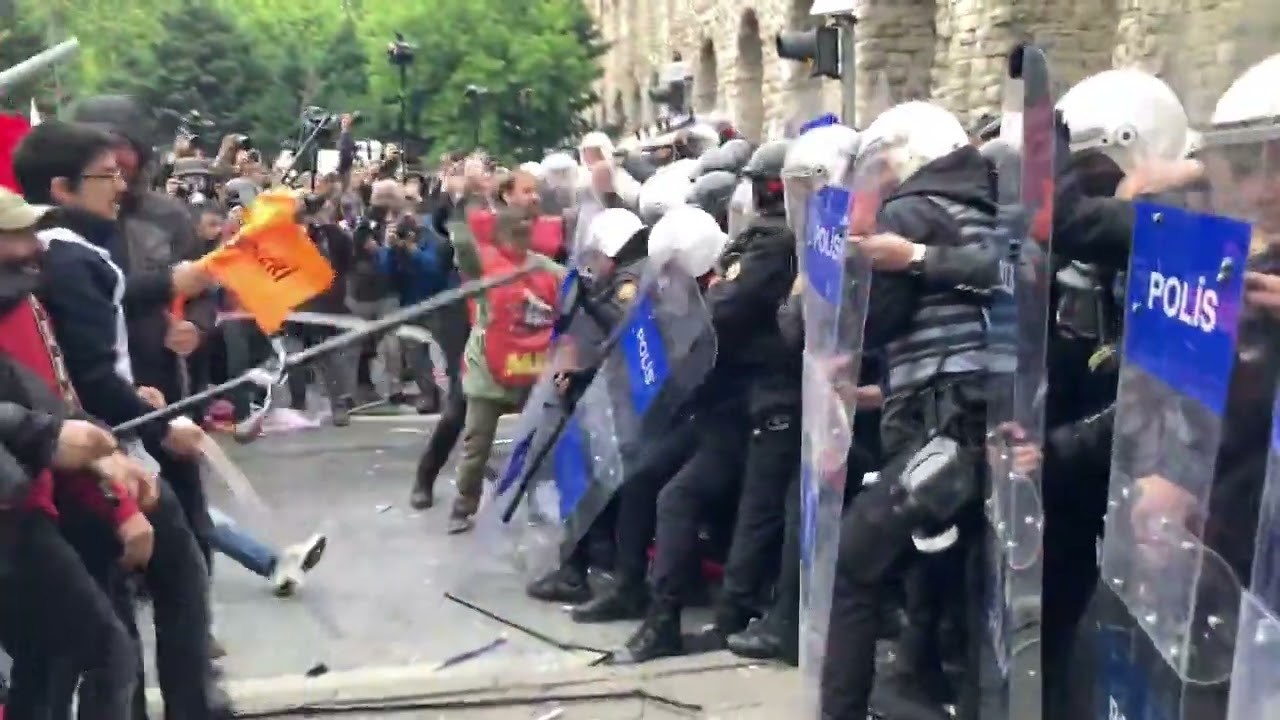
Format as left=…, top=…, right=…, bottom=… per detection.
left=617, top=140, right=801, bottom=663
left=820, top=102, right=998, bottom=719
left=570, top=207, right=730, bottom=627
left=524, top=208, right=651, bottom=604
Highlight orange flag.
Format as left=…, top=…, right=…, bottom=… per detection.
left=197, top=190, right=334, bottom=333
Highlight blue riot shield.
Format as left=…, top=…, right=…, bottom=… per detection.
left=464, top=259, right=716, bottom=586
left=1092, top=202, right=1249, bottom=719
left=980, top=44, right=1054, bottom=720
left=785, top=122, right=875, bottom=716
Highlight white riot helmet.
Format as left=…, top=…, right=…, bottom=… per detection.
left=1055, top=69, right=1190, bottom=173
left=856, top=101, right=969, bottom=184
left=541, top=152, right=578, bottom=188
left=579, top=131, right=616, bottom=166
left=659, top=157, right=701, bottom=181
left=1212, top=53, right=1280, bottom=127
left=519, top=161, right=544, bottom=179
left=784, top=123, right=860, bottom=182
left=584, top=207, right=644, bottom=259
left=638, top=172, right=693, bottom=225
left=649, top=205, right=729, bottom=278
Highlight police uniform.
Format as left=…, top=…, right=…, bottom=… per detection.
left=525, top=255, right=648, bottom=604
left=618, top=142, right=802, bottom=663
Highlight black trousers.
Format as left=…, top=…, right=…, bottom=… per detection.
left=57, top=483, right=216, bottom=720
left=155, top=448, right=211, bottom=570
left=610, top=416, right=701, bottom=588
left=650, top=411, right=748, bottom=608
left=0, top=512, right=137, bottom=720
left=415, top=382, right=467, bottom=488
left=720, top=412, right=800, bottom=610
left=564, top=498, right=618, bottom=572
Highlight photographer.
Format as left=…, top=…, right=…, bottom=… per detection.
left=284, top=195, right=357, bottom=424
left=347, top=181, right=405, bottom=405
left=375, top=212, right=450, bottom=413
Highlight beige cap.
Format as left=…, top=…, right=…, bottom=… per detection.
left=0, top=187, right=50, bottom=232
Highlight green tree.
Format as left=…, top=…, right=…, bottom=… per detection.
left=100, top=1, right=291, bottom=149
left=361, top=0, right=606, bottom=161
left=314, top=17, right=369, bottom=113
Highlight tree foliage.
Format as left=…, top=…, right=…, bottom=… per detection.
left=0, top=0, right=606, bottom=161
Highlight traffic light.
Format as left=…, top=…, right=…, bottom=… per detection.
left=775, top=26, right=841, bottom=79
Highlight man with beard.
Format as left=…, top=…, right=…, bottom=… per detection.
left=14, top=119, right=233, bottom=719
left=0, top=187, right=152, bottom=720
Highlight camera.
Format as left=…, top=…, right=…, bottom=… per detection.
left=387, top=32, right=416, bottom=67
left=300, top=193, right=326, bottom=217
left=301, top=106, right=360, bottom=133
left=464, top=84, right=489, bottom=101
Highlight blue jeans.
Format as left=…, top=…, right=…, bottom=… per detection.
left=208, top=507, right=276, bottom=578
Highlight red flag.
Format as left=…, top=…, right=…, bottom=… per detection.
left=0, top=114, right=32, bottom=194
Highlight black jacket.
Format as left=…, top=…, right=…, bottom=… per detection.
left=0, top=400, right=59, bottom=501
left=1050, top=167, right=1132, bottom=271
left=863, top=146, right=998, bottom=352
left=117, top=190, right=215, bottom=404
left=36, top=208, right=170, bottom=448
left=300, top=222, right=355, bottom=313
left=703, top=215, right=799, bottom=418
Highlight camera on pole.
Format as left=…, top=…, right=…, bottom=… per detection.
left=386, top=32, right=416, bottom=67
left=775, top=26, right=841, bottom=79
left=649, top=53, right=692, bottom=117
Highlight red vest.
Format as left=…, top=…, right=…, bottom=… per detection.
left=0, top=298, right=136, bottom=524
left=466, top=211, right=559, bottom=387
left=530, top=215, right=564, bottom=258
left=0, top=299, right=74, bottom=517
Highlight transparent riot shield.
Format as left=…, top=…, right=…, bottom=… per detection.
left=1091, top=92, right=1253, bottom=720
left=980, top=44, right=1054, bottom=720
left=1211, top=35, right=1280, bottom=720
left=464, top=258, right=716, bottom=587
left=787, top=109, right=889, bottom=715
left=1227, top=389, right=1280, bottom=719
left=1086, top=12, right=1280, bottom=718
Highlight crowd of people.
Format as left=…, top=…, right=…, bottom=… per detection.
left=0, top=38, right=1279, bottom=720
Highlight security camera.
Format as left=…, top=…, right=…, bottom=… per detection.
left=809, top=0, right=857, bottom=17
left=464, top=85, right=489, bottom=101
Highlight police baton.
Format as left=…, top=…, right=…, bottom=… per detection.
left=0, top=39, right=80, bottom=91
left=112, top=266, right=534, bottom=436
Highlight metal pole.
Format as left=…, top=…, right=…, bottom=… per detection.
left=837, top=17, right=857, bottom=126
left=0, top=38, right=80, bottom=91
left=112, top=266, right=534, bottom=434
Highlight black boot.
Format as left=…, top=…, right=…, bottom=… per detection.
left=526, top=565, right=591, bottom=604
left=712, top=598, right=757, bottom=638
left=726, top=613, right=798, bottom=665
left=572, top=581, right=648, bottom=623
left=618, top=603, right=683, bottom=663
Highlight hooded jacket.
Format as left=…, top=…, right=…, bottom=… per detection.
left=71, top=95, right=214, bottom=404
left=863, top=145, right=999, bottom=392
left=36, top=207, right=172, bottom=449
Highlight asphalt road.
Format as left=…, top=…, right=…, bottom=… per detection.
left=139, top=414, right=673, bottom=687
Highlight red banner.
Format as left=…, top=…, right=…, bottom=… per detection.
left=0, top=114, right=32, bottom=194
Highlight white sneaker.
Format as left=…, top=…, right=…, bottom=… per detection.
left=270, top=534, right=328, bottom=597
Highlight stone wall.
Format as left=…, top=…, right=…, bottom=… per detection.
left=590, top=0, right=1280, bottom=139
